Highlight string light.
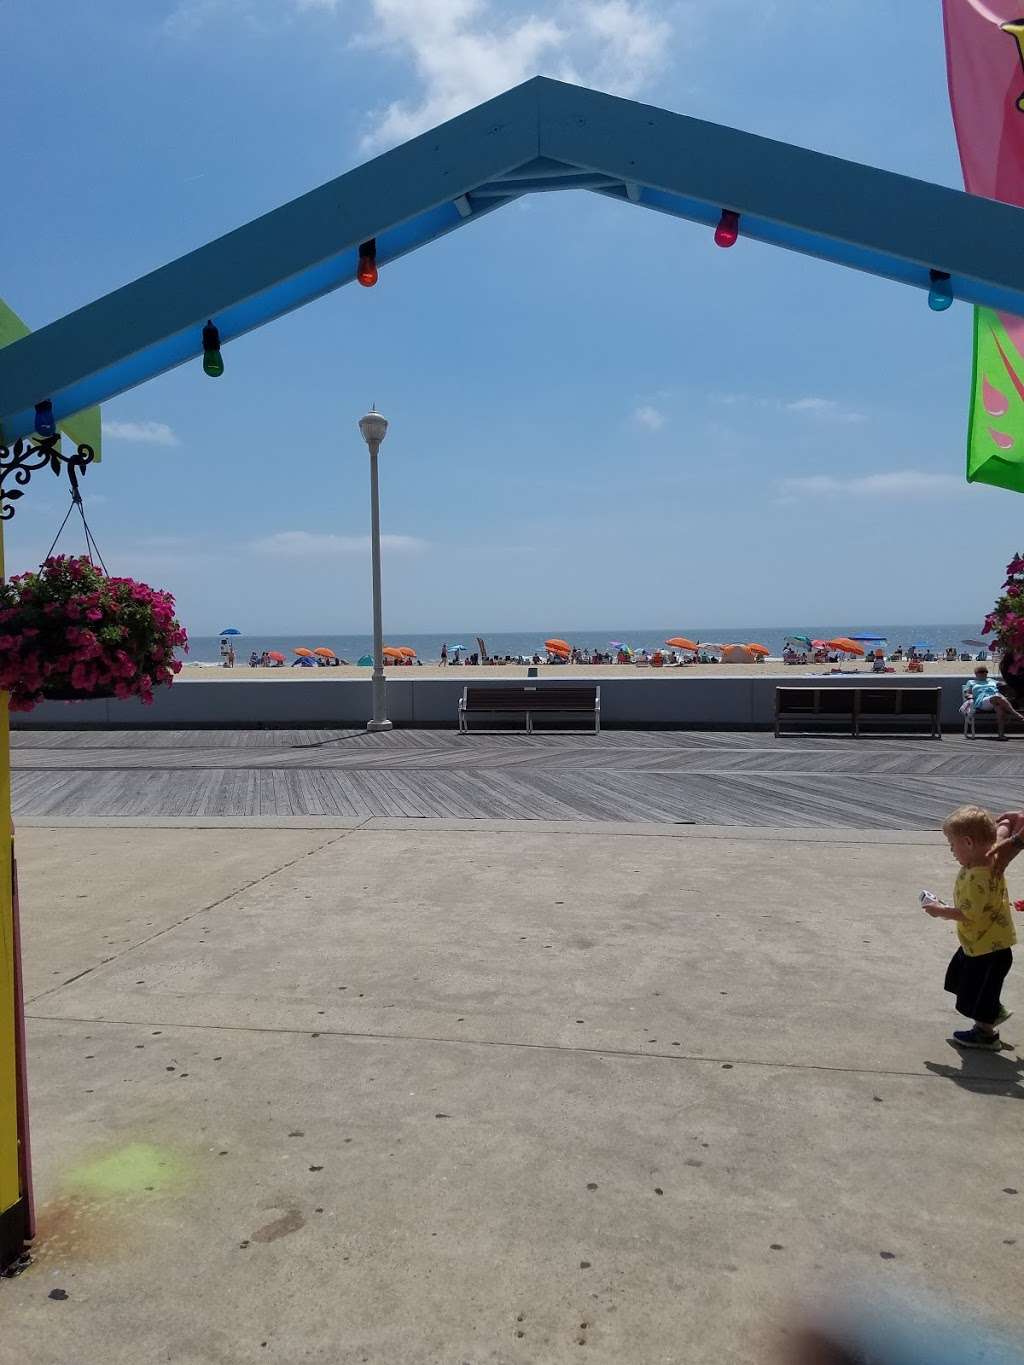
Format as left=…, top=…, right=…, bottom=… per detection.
left=357, top=239, right=378, bottom=287
left=714, top=210, right=740, bottom=248
left=34, top=400, right=55, bottom=437
left=202, top=320, right=224, bottom=377
left=928, top=270, right=953, bottom=312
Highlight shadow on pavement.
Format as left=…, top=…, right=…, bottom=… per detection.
left=924, top=1043, right=1024, bottom=1099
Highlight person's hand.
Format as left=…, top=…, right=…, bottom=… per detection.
left=922, top=901, right=940, bottom=916
left=989, top=810, right=1024, bottom=873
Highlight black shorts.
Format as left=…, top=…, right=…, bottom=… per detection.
left=944, top=947, right=1012, bottom=1024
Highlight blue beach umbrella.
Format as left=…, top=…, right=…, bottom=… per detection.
left=219, top=627, right=241, bottom=636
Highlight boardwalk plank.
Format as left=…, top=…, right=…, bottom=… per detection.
left=13, top=727, right=1024, bottom=827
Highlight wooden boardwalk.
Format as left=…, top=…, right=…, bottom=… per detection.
left=12, top=727, right=1024, bottom=826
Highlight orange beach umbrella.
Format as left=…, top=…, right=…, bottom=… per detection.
left=293, top=647, right=314, bottom=657
left=665, top=637, right=698, bottom=651
left=313, top=647, right=336, bottom=659
left=545, top=638, right=571, bottom=653
left=746, top=643, right=770, bottom=656
left=397, top=646, right=417, bottom=658
left=828, top=638, right=864, bottom=656
left=267, top=651, right=285, bottom=663
left=382, top=646, right=405, bottom=659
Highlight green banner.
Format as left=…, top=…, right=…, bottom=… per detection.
left=967, top=306, right=1024, bottom=493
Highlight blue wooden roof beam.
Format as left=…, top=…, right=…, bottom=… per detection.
left=3, top=76, right=1024, bottom=443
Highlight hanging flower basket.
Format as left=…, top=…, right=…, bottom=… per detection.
left=984, top=553, right=1024, bottom=655
left=0, top=556, right=188, bottom=712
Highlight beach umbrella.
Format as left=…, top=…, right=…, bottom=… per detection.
left=697, top=643, right=725, bottom=651
left=448, top=644, right=467, bottom=651
left=397, top=646, right=417, bottom=658
left=545, top=638, right=571, bottom=653
left=666, top=637, right=698, bottom=650
left=357, top=654, right=373, bottom=667
left=848, top=634, right=887, bottom=642
left=313, top=647, right=336, bottom=659
left=962, top=639, right=988, bottom=647
left=828, top=638, right=865, bottom=656
left=267, top=651, right=285, bottom=663
left=721, top=644, right=755, bottom=663
left=811, top=639, right=827, bottom=648
left=293, top=647, right=314, bottom=657
left=746, top=643, right=770, bottom=656
left=382, top=646, right=405, bottom=659
left=911, top=641, right=932, bottom=650
left=219, top=627, right=241, bottom=636
left=609, top=640, right=625, bottom=648
left=785, top=635, right=812, bottom=649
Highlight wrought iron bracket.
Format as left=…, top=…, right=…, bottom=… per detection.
left=0, top=436, right=95, bottom=521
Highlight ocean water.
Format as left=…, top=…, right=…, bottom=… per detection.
left=183, top=624, right=990, bottom=665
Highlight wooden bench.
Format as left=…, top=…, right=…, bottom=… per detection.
left=458, top=685, right=600, bottom=734
left=775, top=687, right=942, bottom=738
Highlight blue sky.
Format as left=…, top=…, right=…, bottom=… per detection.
left=1, top=0, right=1014, bottom=634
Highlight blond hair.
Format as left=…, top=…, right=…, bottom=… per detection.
left=942, top=805, right=997, bottom=843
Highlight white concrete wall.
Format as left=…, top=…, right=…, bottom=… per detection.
left=10, top=673, right=970, bottom=730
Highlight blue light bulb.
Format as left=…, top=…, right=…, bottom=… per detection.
left=34, top=400, right=56, bottom=437
left=928, top=270, right=953, bottom=312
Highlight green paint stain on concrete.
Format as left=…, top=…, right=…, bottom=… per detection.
left=66, top=1144, right=184, bottom=1196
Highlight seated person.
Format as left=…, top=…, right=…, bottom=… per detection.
left=962, top=664, right=1024, bottom=738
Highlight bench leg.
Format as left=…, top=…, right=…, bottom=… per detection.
left=526, top=712, right=532, bottom=735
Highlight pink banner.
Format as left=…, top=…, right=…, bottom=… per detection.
left=944, top=0, right=1024, bottom=201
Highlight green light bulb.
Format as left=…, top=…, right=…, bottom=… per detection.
left=201, top=320, right=224, bottom=377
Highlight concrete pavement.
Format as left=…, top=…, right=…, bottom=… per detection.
left=3, top=819, right=1022, bottom=1364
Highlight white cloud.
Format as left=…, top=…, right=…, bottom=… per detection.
left=632, top=404, right=666, bottom=431
left=162, top=0, right=224, bottom=37
left=162, top=0, right=676, bottom=150
left=252, top=530, right=429, bottom=557
left=162, top=0, right=339, bottom=38
left=712, top=393, right=866, bottom=423
left=783, top=396, right=866, bottom=424
left=779, top=470, right=964, bottom=500
left=357, top=0, right=673, bottom=153
left=104, top=420, right=180, bottom=447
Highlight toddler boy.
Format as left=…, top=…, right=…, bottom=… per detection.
left=922, top=805, right=1015, bottom=1049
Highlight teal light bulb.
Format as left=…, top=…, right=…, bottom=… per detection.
left=928, top=270, right=953, bottom=312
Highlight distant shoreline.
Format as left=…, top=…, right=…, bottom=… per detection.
left=178, top=658, right=985, bottom=682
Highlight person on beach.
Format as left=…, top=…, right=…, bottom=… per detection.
left=440, top=642, right=448, bottom=666
left=962, top=664, right=1024, bottom=739
left=922, top=805, right=1015, bottom=1050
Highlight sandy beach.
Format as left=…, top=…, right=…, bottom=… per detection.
left=178, top=657, right=987, bottom=682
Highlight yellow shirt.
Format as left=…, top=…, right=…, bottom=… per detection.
left=953, top=866, right=1017, bottom=956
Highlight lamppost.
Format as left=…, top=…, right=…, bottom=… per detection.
left=358, top=408, right=392, bottom=732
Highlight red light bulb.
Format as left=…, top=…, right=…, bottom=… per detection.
left=714, top=209, right=740, bottom=248
left=357, top=238, right=378, bottom=287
